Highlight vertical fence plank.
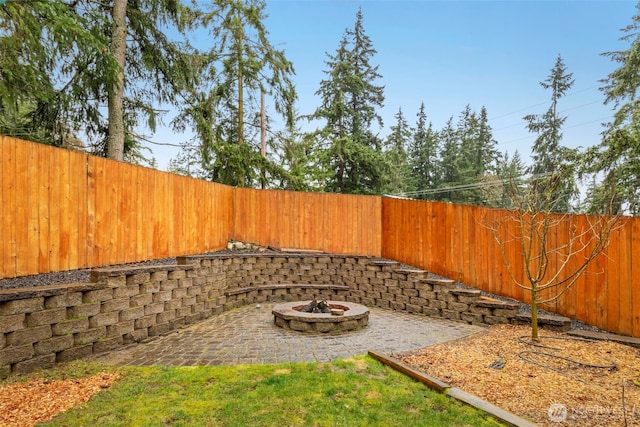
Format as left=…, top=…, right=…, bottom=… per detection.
left=24, top=142, right=39, bottom=275
left=592, top=250, right=608, bottom=331
left=118, top=162, right=132, bottom=263
left=92, top=156, right=108, bottom=266
left=59, top=148, right=73, bottom=271
left=86, top=156, right=96, bottom=268
left=606, top=225, right=621, bottom=333
left=1, top=137, right=17, bottom=278
left=73, top=151, right=89, bottom=268
left=14, top=140, right=30, bottom=276
left=462, top=205, right=474, bottom=286
left=37, top=144, right=51, bottom=273
left=142, top=166, right=153, bottom=261
left=633, top=219, right=640, bottom=337
left=616, top=218, right=632, bottom=336
left=475, top=207, right=490, bottom=293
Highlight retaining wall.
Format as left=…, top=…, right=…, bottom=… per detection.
left=0, top=252, right=518, bottom=378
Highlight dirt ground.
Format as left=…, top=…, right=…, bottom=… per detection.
left=396, top=324, right=640, bottom=426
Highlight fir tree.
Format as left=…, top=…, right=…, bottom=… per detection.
left=382, top=107, right=412, bottom=194
left=172, top=0, right=296, bottom=187
left=584, top=5, right=640, bottom=215
left=523, top=54, right=579, bottom=212
left=408, top=102, right=440, bottom=199
left=309, top=8, right=386, bottom=194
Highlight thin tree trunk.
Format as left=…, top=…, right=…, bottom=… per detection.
left=107, top=0, right=127, bottom=161
left=531, top=287, right=539, bottom=342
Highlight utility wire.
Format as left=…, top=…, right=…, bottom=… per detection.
left=394, top=172, right=552, bottom=198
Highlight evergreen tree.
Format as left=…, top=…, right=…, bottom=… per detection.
left=0, top=1, right=111, bottom=147
left=0, top=0, right=202, bottom=164
left=437, top=106, right=500, bottom=205
left=408, top=102, right=440, bottom=199
left=584, top=5, right=640, bottom=215
left=438, top=116, right=461, bottom=202
left=495, top=150, right=527, bottom=209
left=309, top=9, right=386, bottom=194
left=382, top=107, right=412, bottom=194
left=523, top=54, right=579, bottom=212
left=172, top=0, right=296, bottom=187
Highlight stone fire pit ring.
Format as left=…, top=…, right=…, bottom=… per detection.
left=272, top=300, right=369, bottom=333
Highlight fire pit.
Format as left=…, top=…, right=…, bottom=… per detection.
left=272, top=300, right=369, bottom=333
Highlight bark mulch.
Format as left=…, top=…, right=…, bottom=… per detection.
left=395, top=323, right=640, bottom=426
left=0, top=372, right=120, bottom=427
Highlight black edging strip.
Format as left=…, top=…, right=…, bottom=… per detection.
left=367, top=350, right=538, bottom=427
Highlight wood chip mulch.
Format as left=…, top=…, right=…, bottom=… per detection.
left=395, top=324, right=640, bottom=426
left=0, top=372, right=121, bottom=427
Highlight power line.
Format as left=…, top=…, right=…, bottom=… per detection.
left=489, top=85, right=601, bottom=121
left=395, top=172, right=552, bottom=198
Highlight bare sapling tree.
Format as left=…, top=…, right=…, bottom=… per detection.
left=486, top=170, right=620, bottom=342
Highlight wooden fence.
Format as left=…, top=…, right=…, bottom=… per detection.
left=382, top=197, right=640, bottom=338
left=0, top=137, right=381, bottom=280
left=1, top=137, right=638, bottom=337
left=234, top=188, right=381, bottom=256
left=0, top=137, right=234, bottom=277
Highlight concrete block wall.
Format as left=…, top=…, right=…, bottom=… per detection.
left=0, top=252, right=518, bottom=378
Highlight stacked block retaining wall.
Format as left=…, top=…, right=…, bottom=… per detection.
left=0, top=253, right=518, bottom=378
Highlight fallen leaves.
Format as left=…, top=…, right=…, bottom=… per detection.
left=396, top=324, right=640, bottom=426
left=0, top=372, right=121, bottom=427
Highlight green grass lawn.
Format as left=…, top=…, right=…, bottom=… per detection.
left=35, top=357, right=503, bottom=427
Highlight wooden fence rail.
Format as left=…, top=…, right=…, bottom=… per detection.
left=1, top=137, right=638, bottom=337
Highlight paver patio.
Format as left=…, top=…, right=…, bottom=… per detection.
left=96, top=303, right=485, bottom=366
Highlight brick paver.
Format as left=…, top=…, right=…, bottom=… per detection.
left=97, top=304, right=485, bottom=366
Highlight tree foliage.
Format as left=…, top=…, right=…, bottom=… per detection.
left=0, top=0, right=201, bottom=164
left=171, top=0, right=296, bottom=187
left=309, top=9, right=387, bottom=194
left=407, top=102, right=440, bottom=199
left=382, top=108, right=412, bottom=194
left=524, top=55, right=579, bottom=213
left=584, top=5, right=640, bottom=215
left=0, top=1, right=112, bottom=148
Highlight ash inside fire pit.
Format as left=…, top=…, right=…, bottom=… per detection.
left=272, top=300, right=369, bottom=333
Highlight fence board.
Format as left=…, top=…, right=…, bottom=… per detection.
left=14, top=140, right=30, bottom=275
left=617, top=218, right=632, bottom=336
left=1, top=137, right=17, bottom=278
left=37, top=145, right=50, bottom=273
left=606, top=226, right=621, bottom=333
left=59, top=148, right=72, bottom=271
left=633, top=219, right=640, bottom=338
left=68, top=150, right=86, bottom=269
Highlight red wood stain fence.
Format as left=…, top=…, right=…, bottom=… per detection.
left=1, top=137, right=638, bottom=337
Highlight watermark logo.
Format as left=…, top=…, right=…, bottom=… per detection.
left=548, top=403, right=568, bottom=423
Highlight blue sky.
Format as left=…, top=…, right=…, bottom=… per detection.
left=148, top=0, right=638, bottom=171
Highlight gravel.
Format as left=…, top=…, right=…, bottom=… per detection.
left=0, top=258, right=178, bottom=291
